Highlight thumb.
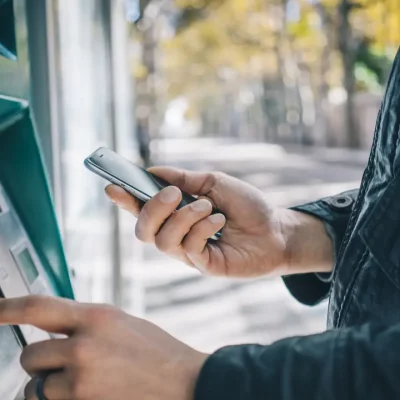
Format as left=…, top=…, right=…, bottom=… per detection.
left=148, top=166, right=218, bottom=196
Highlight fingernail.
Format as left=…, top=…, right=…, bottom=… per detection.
left=160, top=186, right=180, bottom=203
left=209, top=213, right=225, bottom=224
left=191, top=199, right=212, bottom=212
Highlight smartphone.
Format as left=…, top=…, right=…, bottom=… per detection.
left=84, top=147, right=222, bottom=240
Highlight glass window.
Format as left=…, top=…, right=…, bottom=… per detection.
left=50, top=0, right=115, bottom=303
left=49, top=0, right=140, bottom=308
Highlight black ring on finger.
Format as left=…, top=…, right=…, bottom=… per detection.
left=36, top=373, right=49, bottom=400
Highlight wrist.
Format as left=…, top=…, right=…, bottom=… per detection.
left=181, top=351, right=209, bottom=400
left=281, top=209, right=334, bottom=275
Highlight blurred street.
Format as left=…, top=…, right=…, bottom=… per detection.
left=137, top=141, right=368, bottom=353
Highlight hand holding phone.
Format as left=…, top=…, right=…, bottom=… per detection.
left=87, top=149, right=306, bottom=280
left=84, top=147, right=223, bottom=240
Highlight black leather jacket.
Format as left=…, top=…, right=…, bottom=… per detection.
left=195, top=48, right=400, bottom=399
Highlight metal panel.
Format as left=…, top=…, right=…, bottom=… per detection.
left=0, top=183, right=55, bottom=399
left=0, top=98, right=74, bottom=299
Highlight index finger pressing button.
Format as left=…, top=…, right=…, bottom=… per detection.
left=0, top=296, right=82, bottom=335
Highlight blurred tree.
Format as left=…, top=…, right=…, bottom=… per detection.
left=337, top=0, right=361, bottom=148
left=133, top=0, right=398, bottom=148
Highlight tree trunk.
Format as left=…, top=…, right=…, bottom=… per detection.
left=338, top=0, right=360, bottom=148
left=313, top=2, right=334, bottom=146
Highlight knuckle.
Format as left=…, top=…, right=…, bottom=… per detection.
left=70, top=338, right=95, bottom=365
left=86, top=304, right=119, bottom=326
left=211, top=171, right=225, bottom=183
left=154, top=233, right=172, bottom=252
left=178, top=170, right=189, bottom=189
left=181, top=242, right=194, bottom=255
left=199, top=171, right=222, bottom=194
left=19, top=348, right=31, bottom=371
left=210, top=171, right=221, bottom=179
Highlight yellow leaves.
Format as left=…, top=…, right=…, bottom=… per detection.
left=175, top=0, right=206, bottom=9
left=132, top=62, right=148, bottom=79
left=288, top=13, right=312, bottom=38
left=162, top=1, right=288, bottom=98
left=318, top=0, right=339, bottom=10
left=162, top=0, right=397, bottom=101
left=354, top=0, right=400, bottom=48
left=174, top=0, right=224, bottom=10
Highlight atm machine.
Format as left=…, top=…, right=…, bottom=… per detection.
left=0, top=1, right=74, bottom=398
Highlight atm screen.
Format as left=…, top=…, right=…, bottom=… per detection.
left=16, top=248, right=38, bottom=285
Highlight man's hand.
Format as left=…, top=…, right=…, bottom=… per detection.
left=106, top=167, right=333, bottom=277
left=0, top=296, right=207, bottom=400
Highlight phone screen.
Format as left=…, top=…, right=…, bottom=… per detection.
left=86, top=148, right=197, bottom=207
left=89, top=149, right=164, bottom=197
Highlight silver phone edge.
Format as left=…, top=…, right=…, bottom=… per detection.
left=84, top=158, right=151, bottom=203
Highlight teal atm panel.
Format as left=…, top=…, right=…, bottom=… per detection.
left=0, top=96, right=74, bottom=299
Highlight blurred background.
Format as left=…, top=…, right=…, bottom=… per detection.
left=20, top=0, right=399, bottom=353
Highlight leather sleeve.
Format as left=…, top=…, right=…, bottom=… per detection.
left=282, top=189, right=359, bottom=305
left=195, top=322, right=400, bottom=400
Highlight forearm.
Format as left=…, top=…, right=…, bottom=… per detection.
left=195, top=322, right=400, bottom=400
left=281, top=208, right=334, bottom=275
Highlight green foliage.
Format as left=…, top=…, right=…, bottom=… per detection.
left=134, top=0, right=398, bottom=127
left=356, top=39, right=393, bottom=86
